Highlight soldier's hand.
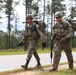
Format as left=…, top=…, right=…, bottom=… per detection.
left=17, top=41, right=23, bottom=46
left=60, top=37, right=66, bottom=43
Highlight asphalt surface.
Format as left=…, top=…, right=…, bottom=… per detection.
left=0, top=52, right=76, bottom=72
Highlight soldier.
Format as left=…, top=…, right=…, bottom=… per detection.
left=49, top=11, right=74, bottom=71
left=21, top=14, right=46, bottom=70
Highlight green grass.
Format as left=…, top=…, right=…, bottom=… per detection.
left=0, top=48, right=50, bottom=55
left=0, top=47, right=76, bottom=55
left=0, top=69, right=76, bottom=75
left=40, top=69, right=76, bottom=75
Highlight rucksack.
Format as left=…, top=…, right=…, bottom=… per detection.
left=64, top=17, right=76, bottom=31
left=33, top=20, right=46, bottom=33
left=62, top=19, right=75, bottom=38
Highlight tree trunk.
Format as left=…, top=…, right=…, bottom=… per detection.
left=7, top=15, right=11, bottom=49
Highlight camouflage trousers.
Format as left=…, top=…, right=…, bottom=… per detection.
left=26, top=40, right=40, bottom=62
left=53, top=40, right=73, bottom=69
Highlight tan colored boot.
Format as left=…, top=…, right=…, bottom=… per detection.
left=21, top=60, right=29, bottom=70
left=35, top=61, right=41, bottom=68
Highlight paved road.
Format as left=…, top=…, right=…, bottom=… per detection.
left=0, top=52, right=76, bottom=72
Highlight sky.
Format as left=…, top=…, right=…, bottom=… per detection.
left=0, top=0, right=25, bottom=32
left=0, top=0, right=74, bottom=32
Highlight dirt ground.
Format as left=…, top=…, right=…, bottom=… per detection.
left=11, top=63, right=76, bottom=75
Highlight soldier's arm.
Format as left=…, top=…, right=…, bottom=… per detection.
left=36, top=25, right=45, bottom=43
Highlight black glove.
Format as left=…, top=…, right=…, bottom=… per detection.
left=60, top=37, right=67, bottom=43
left=42, top=42, right=47, bottom=48
left=17, top=41, right=23, bottom=46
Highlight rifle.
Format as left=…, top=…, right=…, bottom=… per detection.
left=17, top=41, right=28, bottom=47
left=50, top=3, right=53, bottom=63
left=17, top=41, right=23, bottom=46
left=17, top=41, right=28, bottom=51
left=50, top=39, right=53, bottom=63
left=50, top=32, right=56, bottom=63
left=12, top=41, right=23, bottom=50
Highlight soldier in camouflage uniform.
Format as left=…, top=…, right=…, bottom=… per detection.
left=21, top=14, right=46, bottom=70
left=49, top=11, right=74, bottom=71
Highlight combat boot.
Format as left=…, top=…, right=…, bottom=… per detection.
left=21, top=60, right=29, bottom=70
left=68, top=62, right=74, bottom=70
left=35, top=60, right=41, bottom=68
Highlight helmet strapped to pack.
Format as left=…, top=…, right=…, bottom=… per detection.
left=38, top=21, right=46, bottom=32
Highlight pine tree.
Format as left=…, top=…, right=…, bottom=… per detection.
left=0, top=0, right=4, bottom=18
left=70, top=0, right=76, bottom=18
left=51, top=0, right=66, bottom=14
left=3, top=0, right=19, bottom=49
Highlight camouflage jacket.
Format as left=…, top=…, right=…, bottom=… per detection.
left=52, top=20, right=73, bottom=42
left=23, top=22, right=44, bottom=41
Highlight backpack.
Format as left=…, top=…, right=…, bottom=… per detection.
left=65, top=18, right=76, bottom=31
left=33, top=20, right=46, bottom=33
left=64, top=17, right=76, bottom=38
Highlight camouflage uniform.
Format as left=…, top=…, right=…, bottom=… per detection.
left=21, top=14, right=45, bottom=70
left=50, top=11, right=74, bottom=71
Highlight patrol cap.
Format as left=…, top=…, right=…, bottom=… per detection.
left=26, top=14, right=33, bottom=19
left=55, top=11, right=63, bottom=18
